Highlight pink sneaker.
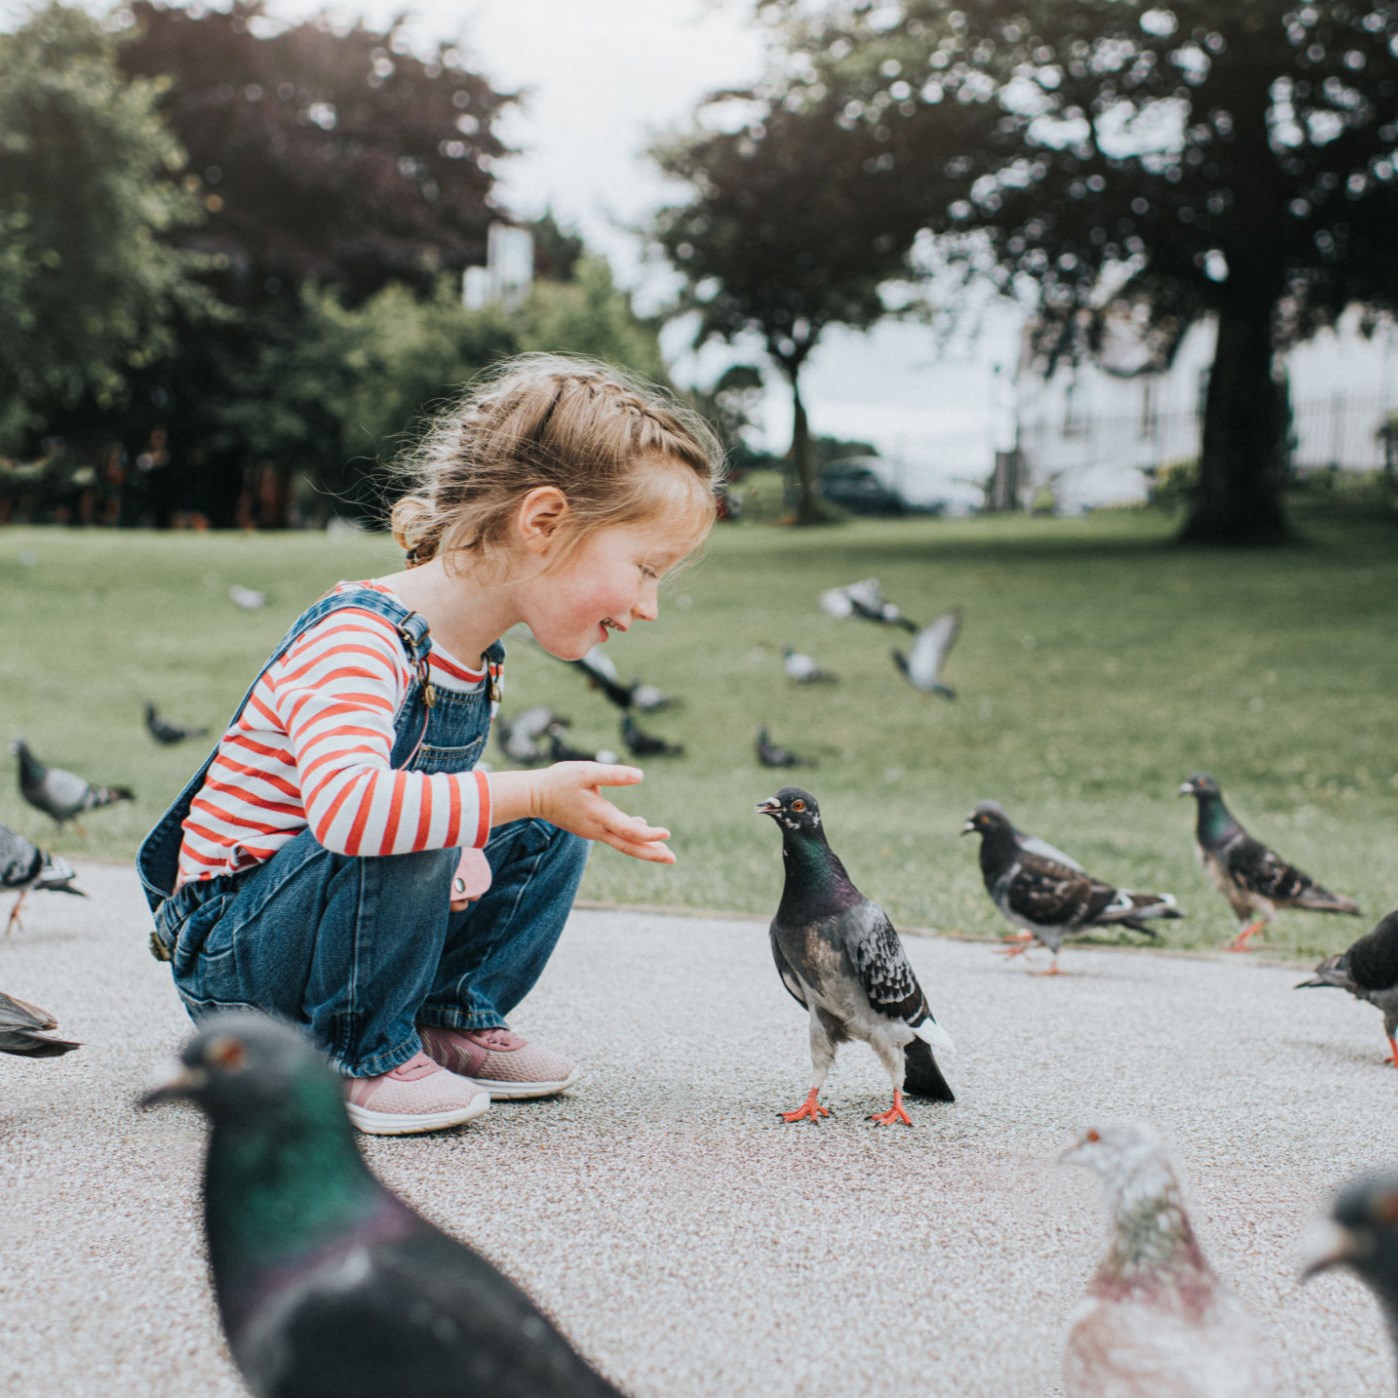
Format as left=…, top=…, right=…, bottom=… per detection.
left=344, top=1051, right=489, bottom=1136
left=418, top=1026, right=580, bottom=1100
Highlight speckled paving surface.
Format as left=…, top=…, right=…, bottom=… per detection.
left=1, top=863, right=1393, bottom=1396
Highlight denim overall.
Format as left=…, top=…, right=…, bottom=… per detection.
left=136, top=586, right=588, bottom=1078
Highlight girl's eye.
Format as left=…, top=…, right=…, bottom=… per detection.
left=639, top=565, right=659, bottom=581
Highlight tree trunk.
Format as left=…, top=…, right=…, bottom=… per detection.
left=783, top=365, right=825, bottom=525
left=1179, top=295, right=1291, bottom=545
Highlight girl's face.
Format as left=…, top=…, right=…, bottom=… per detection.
left=523, top=514, right=698, bottom=661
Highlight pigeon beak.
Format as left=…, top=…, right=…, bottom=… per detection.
left=138, top=1056, right=207, bottom=1108
left=1300, top=1218, right=1364, bottom=1280
left=755, top=797, right=782, bottom=818
left=959, top=818, right=976, bottom=835
left=1177, top=782, right=1194, bottom=797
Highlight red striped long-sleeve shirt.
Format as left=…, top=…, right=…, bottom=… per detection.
left=176, top=582, right=500, bottom=887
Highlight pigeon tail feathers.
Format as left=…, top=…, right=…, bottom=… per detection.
left=903, top=1037, right=955, bottom=1102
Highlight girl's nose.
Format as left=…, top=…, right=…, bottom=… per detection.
left=633, top=581, right=660, bottom=623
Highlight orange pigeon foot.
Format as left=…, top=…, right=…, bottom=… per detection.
left=1226, top=919, right=1266, bottom=953
left=780, top=1089, right=830, bottom=1123
left=1387, top=1038, right=1398, bottom=1069
left=867, top=1089, right=912, bottom=1127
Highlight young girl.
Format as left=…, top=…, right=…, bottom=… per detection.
left=137, top=355, right=724, bottom=1135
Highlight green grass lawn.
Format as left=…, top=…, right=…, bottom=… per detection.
left=2, top=499, right=1395, bottom=962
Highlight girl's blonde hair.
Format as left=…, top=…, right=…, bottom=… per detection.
left=390, top=354, right=727, bottom=573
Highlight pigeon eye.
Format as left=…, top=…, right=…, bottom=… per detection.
left=791, top=799, right=806, bottom=812
left=209, top=1036, right=248, bottom=1072
left=1085, top=1128, right=1100, bottom=1144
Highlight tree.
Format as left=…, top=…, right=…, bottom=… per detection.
left=652, top=94, right=924, bottom=523
left=0, top=3, right=207, bottom=452
left=764, top=0, right=1398, bottom=542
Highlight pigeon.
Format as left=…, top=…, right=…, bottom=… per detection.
left=756, top=724, right=815, bottom=769
left=620, top=713, right=683, bottom=758
left=144, top=702, right=210, bottom=746
left=1180, top=773, right=1360, bottom=952
left=11, top=737, right=134, bottom=830
left=1061, top=1122, right=1278, bottom=1397
left=962, top=802, right=1183, bottom=974
left=1, top=820, right=85, bottom=936
left=0, top=990, right=80, bottom=1057
left=545, top=721, right=619, bottom=766
left=496, top=705, right=565, bottom=766
left=629, top=681, right=677, bottom=714
left=782, top=645, right=838, bottom=684
left=1296, top=911, right=1398, bottom=1067
left=756, top=786, right=954, bottom=1125
left=568, top=648, right=676, bottom=713
left=229, top=584, right=267, bottom=611
left=818, top=577, right=919, bottom=631
left=140, top=1013, right=621, bottom=1398
left=891, top=609, right=961, bottom=699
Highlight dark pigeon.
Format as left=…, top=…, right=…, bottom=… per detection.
left=11, top=737, right=133, bottom=830
left=1297, top=911, right=1398, bottom=1067
left=568, top=648, right=676, bottom=713
left=756, top=725, right=815, bottom=769
left=756, top=787, right=954, bottom=1126
left=1, top=820, right=85, bottom=937
left=1303, top=1170, right=1398, bottom=1384
left=140, top=1014, right=622, bottom=1398
left=962, top=802, right=1183, bottom=974
left=891, top=609, right=961, bottom=699
left=0, top=989, right=80, bottom=1057
left=620, top=713, right=683, bottom=758
left=145, top=702, right=210, bottom=746
left=1180, top=773, right=1360, bottom=952
left=545, top=722, right=618, bottom=766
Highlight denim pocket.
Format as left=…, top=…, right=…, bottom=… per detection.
left=169, top=890, right=236, bottom=988
left=410, top=734, right=487, bottom=775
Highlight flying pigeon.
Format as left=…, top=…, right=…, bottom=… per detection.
left=229, top=584, right=267, bottom=611
left=1, top=821, right=85, bottom=937
left=545, top=722, right=619, bottom=766
left=620, top=713, right=683, bottom=758
left=0, top=990, right=80, bottom=1057
left=756, top=725, right=815, bottom=769
left=818, top=578, right=919, bottom=631
left=1296, top=911, right=1398, bottom=1067
left=962, top=802, right=1183, bottom=974
left=891, top=609, right=961, bottom=699
left=11, top=737, right=134, bottom=830
left=757, top=786, right=954, bottom=1126
left=782, top=645, right=838, bottom=685
left=140, top=1014, right=621, bottom=1398
left=1180, top=773, right=1360, bottom=952
left=496, top=705, right=565, bottom=766
left=144, top=702, right=210, bottom=746
left=1061, top=1122, right=1278, bottom=1397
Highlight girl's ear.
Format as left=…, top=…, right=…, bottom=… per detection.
left=516, top=486, right=570, bottom=556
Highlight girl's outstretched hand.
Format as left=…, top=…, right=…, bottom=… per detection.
left=487, top=763, right=674, bottom=864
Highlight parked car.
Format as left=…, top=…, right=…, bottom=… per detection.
left=820, top=462, right=913, bottom=517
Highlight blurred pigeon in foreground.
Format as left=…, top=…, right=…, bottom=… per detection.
left=891, top=609, right=961, bottom=699
left=620, top=713, right=683, bottom=758
left=818, top=577, right=919, bottom=631
left=782, top=645, right=838, bottom=685
left=11, top=737, right=133, bottom=830
left=0, top=990, right=80, bottom=1057
left=757, top=787, right=954, bottom=1125
left=1296, top=911, right=1398, bottom=1068
left=1, top=821, right=85, bottom=936
left=756, top=725, right=815, bottom=769
left=145, top=702, right=210, bottom=746
left=1180, top=773, right=1360, bottom=952
left=963, top=802, right=1182, bottom=975
left=1061, top=1122, right=1277, bottom=1397
left=229, top=584, right=267, bottom=611
left=140, top=1014, right=621, bottom=1398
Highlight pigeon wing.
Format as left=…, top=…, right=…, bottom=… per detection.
left=846, top=900, right=928, bottom=1025
left=906, top=610, right=961, bottom=689
left=1226, top=836, right=1316, bottom=902
left=0, top=824, right=41, bottom=887
left=41, top=766, right=91, bottom=813
left=768, top=925, right=810, bottom=1011
left=1345, top=915, right=1398, bottom=993
left=1004, top=854, right=1096, bottom=927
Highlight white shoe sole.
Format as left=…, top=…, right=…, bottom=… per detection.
left=345, top=1092, right=490, bottom=1136
left=473, top=1066, right=582, bottom=1101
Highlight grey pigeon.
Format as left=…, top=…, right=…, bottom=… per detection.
left=756, top=786, right=954, bottom=1125
left=1296, top=911, right=1398, bottom=1068
left=0, top=820, right=85, bottom=936
left=0, top=990, right=80, bottom=1057
left=818, top=577, right=919, bottom=631
left=891, top=609, right=961, bottom=699
left=496, top=705, right=565, bottom=766
left=140, top=1013, right=621, bottom=1398
left=1061, top=1122, right=1278, bottom=1397
left=620, top=712, right=683, bottom=758
left=782, top=645, right=838, bottom=684
left=1180, top=773, right=1360, bottom=951
left=11, top=737, right=133, bottom=830
left=145, top=702, right=210, bottom=746
left=962, top=802, right=1183, bottom=974
left=756, top=724, right=815, bottom=769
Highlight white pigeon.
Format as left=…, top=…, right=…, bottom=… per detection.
left=1061, top=1122, right=1278, bottom=1398
left=782, top=645, right=839, bottom=684
left=819, top=577, right=916, bottom=629
left=229, top=584, right=267, bottom=611
left=891, top=608, right=961, bottom=698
